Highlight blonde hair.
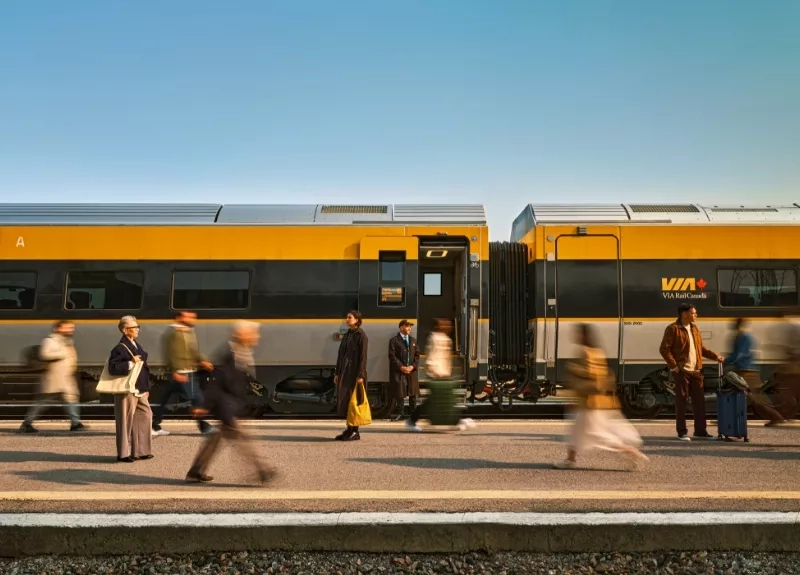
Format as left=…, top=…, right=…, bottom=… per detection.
left=232, top=320, right=259, bottom=337
left=118, top=315, right=137, bottom=333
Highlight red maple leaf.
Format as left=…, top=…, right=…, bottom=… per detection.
left=697, top=278, right=707, bottom=290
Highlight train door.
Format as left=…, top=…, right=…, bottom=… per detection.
left=552, top=234, right=621, bottom=384
left=417, top=240, right=470, bottom=384
left=358, top=237, right=419, bottom=383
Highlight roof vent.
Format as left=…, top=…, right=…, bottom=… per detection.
left=708, top=207, right=779, bottom=213
left=320, top=205, right=388, bottom=214
left=628, top=204, right=700, bottom=213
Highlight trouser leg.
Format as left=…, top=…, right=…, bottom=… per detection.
left=130, top=395, right=153, bottom=458
left=687, top=371, right=707, bottom=435
left=674, top=371, right=690, bottom=436
left=114, top=393, right=136, bottom=458
left=189, top=426, right=224, bottom=476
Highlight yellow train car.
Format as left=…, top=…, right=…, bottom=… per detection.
left=0, top=203, right=489, bottom=418
left=498, top=202, right=800, bottom=417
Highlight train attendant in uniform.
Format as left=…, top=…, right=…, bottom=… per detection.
left=108, top=315, right=153, bottom=462
left=186, top=320, right=275, bottom=484
left=388, top=319, right=420, bottom=421
left=659, top=303, right=724, bottom=442
left=554, top=323, right=648, bottom=471
left=334, top=310, right=369, bottom=441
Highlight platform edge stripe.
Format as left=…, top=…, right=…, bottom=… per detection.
left=2, top=490, right=800, bottom=501
left=0, top=512, right=798, bottom=528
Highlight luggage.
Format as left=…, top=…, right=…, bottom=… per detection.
left=716, top=364, right=749, bottom=442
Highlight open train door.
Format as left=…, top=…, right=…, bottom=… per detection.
left=552, top=233, right=621, bottom=384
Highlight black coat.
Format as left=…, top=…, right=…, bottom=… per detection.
left=202, top=345, right=252, bottom=426
left=388, top=333, right=420, bottom=399
left=335, top=327, right=368, bottom=418
left=108, top=337, right=151, bottom=393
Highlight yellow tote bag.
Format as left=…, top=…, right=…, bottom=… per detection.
left=346, top=380, right=372, bottom=427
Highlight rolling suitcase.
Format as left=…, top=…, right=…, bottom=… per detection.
left=716, top=364, right=749, bottom=442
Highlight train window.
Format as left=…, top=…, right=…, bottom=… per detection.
left=65, top=271, right=144, bottom=310
left=717, top=269, right=798, bottom=308
left=423, top=273, right=442, bottom=296
left=379, top=252, right=405, bottom=282
left=0, top=272, right=37, bottom=310
left=378, top=252, right=405, bottom=306
left=172, top=270, right=250, bottom=310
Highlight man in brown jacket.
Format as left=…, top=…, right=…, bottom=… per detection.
left=659, top=303, right=724, bottom=441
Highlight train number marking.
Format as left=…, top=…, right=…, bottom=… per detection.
left=16, top=236, right=25, bottom=248
left=623, top=321, right=642, bottom=326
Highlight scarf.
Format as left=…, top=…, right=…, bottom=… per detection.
left=230, top=341, right=255, bottom=378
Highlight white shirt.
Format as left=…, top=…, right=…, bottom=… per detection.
left=683, top=324, right=698, bottom=372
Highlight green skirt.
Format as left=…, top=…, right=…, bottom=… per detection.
left=426, top=378, right=463, bottom=426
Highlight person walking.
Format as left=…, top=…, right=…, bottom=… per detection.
left=152, top=311, right=214, bottom=436
left=553, top=323, right=648, bottom=470
left=18, top=320, right=87, bottom=433
left=186, top=320, right=275, bottom=484
left=334, top=310, right=369, bottom=441
left=405, top=318, right=475, bottom=432
left=659, top=303, right=724, bottom=441
left=388, top=319, right=420, bottom=421
left=724, top=318, right=786, bottom=426
left=108, top=315, right=153, bottom=462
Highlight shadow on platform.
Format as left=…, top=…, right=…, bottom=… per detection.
left=11, top=468, right=246, bottom=488
left=349, top=456, right=579, bottom=471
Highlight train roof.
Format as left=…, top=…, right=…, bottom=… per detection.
left=511, top=202, right=800, bottom=241
left=0, top=203, right=487, bottom=226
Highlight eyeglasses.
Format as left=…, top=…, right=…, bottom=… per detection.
left=126, top=326, right=140, bottom=330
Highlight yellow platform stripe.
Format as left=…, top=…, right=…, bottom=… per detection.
left=1, top=490, right=799, bottom=501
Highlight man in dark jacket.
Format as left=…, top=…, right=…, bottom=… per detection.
left=185, top=320, right=275, bottom=484
left=388, top=319, right=420, bottom=421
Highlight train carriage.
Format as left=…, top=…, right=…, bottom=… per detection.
left=490, top=202, right=800, bottom=417
left=0, top=203, right=490, bottom=418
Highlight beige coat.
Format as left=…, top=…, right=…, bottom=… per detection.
left=424, top=332, right=452, bottom=379
left=39, top=333, right=79, bottom=402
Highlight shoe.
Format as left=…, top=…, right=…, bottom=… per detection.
left=334, top=429, right=352, bottom=441
left=693, top=432, right=716, bottom=440
left=553, top=459, right=577, bottom=469
left=405, top=420, right=422, bottom=432
left=258, top=467, right=278, bottom=485
left=18, top=423, right=37, bottom=434
left=69, top=423, right=88, bottom=432
left=391, top=413, right=403, bottom=422
left=459, top=418, right=477, bottom=430
left=185, top=472, right=213, bottom=483
left=626, top=450, right=650, bottom=471
left=134, top=454, right=154, bottom=461
left=340, top=431, right=360, bottom=441
left=117, top=456, right=135, bottom=463
left=678, top=434, right=691, bottom=441
left=200, top=427, right=217, bottom=435
left=152, top=429, right=170, bottom=437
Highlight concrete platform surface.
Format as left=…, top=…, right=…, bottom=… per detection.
left=0, top=419, right=798, bottom=514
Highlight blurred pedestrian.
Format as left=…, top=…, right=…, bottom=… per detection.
left=186, top=320, right=275, bottom=484
left=554, top=323, right=647, bottom=471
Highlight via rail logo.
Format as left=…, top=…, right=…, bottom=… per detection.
left=661, top=277, right=708, bottom=300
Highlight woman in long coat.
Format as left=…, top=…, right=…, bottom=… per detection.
left=334, top=310, right=368, bottom=441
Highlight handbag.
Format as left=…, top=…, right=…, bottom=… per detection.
left=346, top=380, right=372, bottom=427
left=96, top=344, right=142, bottom=395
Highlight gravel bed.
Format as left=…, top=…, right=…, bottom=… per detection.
left=1, top=551, right=799, bottom=575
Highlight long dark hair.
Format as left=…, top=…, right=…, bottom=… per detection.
left=576, top=322, right=599, bottom=348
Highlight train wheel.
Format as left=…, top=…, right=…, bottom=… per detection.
left=619, top=391, right=663, bottom=420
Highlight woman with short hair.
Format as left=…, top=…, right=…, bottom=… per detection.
left=108, top=315, right=153, bottom=462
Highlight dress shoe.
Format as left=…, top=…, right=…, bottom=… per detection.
left=117, top=456, right=135, bottom=463
left=135, top=454, right=154, bottom=460
left=185, top=472, right=213, bottom=483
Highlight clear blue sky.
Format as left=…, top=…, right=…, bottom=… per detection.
left=1, top=0, right=798, bottom=239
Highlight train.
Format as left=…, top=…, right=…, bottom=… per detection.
left=1, top=201, right=799, bottom=420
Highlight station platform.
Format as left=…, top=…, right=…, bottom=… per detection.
left=0, top=418, right=798, bottom=556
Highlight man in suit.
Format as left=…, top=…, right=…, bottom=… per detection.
left=388, top=319, right=420, bottom=421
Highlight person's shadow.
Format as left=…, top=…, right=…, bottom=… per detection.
left=11, top=468, right=245, bottom=487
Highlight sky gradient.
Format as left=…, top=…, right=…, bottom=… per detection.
left=1, top=0, right=798, bottom=239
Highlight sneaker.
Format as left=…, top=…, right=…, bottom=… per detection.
left=185, top=472, right=213, bottom=483
left=693, top=432, right=716, bottom=440
left=18, top=423, right=37, bottom=434
left=69, top=423, right=88, bottom=432
left=678, top=434, right=691, bottom=441
left=152, top=429, right=170, bottom=437
left=456, top=418, right=476, bottom=431
left=553, top=459, right=577, bottom=469
left=405, top=420, right=422, bottom=432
